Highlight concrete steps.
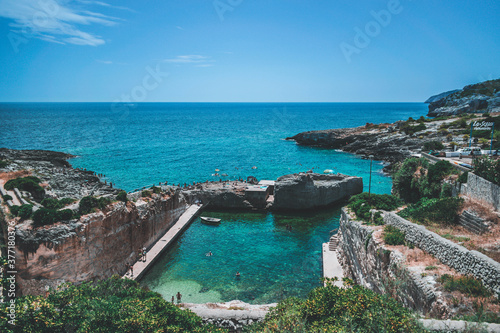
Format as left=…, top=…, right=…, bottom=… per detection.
left=458, top=210, right=488, bottom=234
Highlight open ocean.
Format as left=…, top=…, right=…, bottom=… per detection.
left=0, top=102, right=427, bottom=194
left=1, top=102, right=428, bottom=303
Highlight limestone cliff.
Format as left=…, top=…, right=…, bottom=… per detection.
left=272, top=173, right=362, bottom=211
left=15, top=192, right=188, bottom=295
left=427, top=79, right=500, bottom=117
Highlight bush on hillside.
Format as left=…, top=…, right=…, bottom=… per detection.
left=142, top=190, right=152, bottom=198
left=247, top=279, right=424, bottom=333
left=32, top=208, right=75, bottom=228
left=4, top=176, right=44, bottom=200
left=473, top=156, right=500, bottom=186
left=392, top=158, right=456, bottom=203
left=398, top=197, right=464, bottom=225
left=423, top=140, right=444, bottom=151
left=383, top=225, right=406, bottom=246
left=0, top=160, right=8, bottom=168
left=439, top=274, right=491, bottom=297
left=0, top=276, right=224, bottom=333
left=2, top=195, right=13, bottom=202
left=41, top=197, right=75, bottom=210
left=348, top=193, right=402, bottom=222
left=9, top=205, right=20, bottom=216
left=116, top=190, right=128, bottom=203
left=458, top=171, right=468, bottom=183
left=78, top=196, right=111, bottom=215
left=18, top=204, right=33, bottom=220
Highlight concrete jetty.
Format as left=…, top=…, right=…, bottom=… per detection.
left=125, top=204, right=203, bottom=281
left=322, top=233, right=344, bottom=287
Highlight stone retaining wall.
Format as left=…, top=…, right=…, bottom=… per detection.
left=338, top=209, right=447, bottom=317
left=465, top=173, right=500, bottom=211
left=384, top=212, right=500, bottom=295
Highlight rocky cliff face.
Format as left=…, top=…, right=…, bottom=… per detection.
left=15, top=192, right=188, bottom=295
left=272, top=173, right=363, bottom=210
left=427, top=79, right=500, bottom=117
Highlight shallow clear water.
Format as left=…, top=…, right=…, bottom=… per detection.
left=140, top=207, right=342, bottom=304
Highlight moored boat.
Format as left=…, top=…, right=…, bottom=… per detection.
left=200, top=216, right=222, bottom=225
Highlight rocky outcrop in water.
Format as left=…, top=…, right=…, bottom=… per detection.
left=427, top=79, right=500, bottom=117
left=272, top=173, right=362, bottom=210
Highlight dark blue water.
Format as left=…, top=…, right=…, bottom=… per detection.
left=0, top=102, right=427, bottom=194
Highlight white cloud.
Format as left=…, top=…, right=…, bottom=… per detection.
left=96, top=59, right=112, bottom=64
left=0, top=0, right=127, bottom=46
left=164, top=55, right=215, bottom=66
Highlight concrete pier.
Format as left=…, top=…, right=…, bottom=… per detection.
left=124, top=204, right=203, bottom=281
left=322, top=234, right=344, bottom=287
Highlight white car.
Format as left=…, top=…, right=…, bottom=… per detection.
left=457, top=147, right=482, bottom=156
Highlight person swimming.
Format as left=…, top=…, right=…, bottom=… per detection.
left=206, top=251, right=213, bottom=257
left=235, top=272, right=241, bottom=278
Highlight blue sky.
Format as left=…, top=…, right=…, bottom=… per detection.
left=0, top=0, right=499, bottom=102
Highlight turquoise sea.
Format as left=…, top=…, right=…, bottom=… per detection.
left=0, top=102, right=427, bottom=303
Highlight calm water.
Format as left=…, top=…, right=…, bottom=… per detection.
left=0, top=102, right=427, bottom=302
left=140, top=208, right=343, bottom=304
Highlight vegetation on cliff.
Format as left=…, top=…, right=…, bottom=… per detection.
left=4, top=176, right=44, bottom=200
left=246, top=279, right=424, bottom=333
left=347, top=193, right=402, bottom=223
left=0, top=276, right=226, bottom=333
left=473, top=156, right=500, bottom=186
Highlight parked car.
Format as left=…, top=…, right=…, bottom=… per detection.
left=457, top=147, right=482, bottom=157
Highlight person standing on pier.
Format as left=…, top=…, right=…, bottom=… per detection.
left=142, top=247, right=147, bottom=262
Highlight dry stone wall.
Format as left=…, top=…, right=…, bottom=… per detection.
left=384, top=212, right=500, bottom=295
left=464, top=173, right=500, bottom=211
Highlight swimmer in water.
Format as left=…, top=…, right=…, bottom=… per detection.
left=206, top=251, right=213, bottom=257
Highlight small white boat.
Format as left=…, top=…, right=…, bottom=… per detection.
left=324, top=169, right=334, bottom=174
left=200, top=216, right=221, bottom=225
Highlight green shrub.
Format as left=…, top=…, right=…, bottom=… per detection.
left=247, top=279, right=424, bottom=333
left=4, top=176, right=44, bottom=200
left=41, top=198, right=62, bottom=210
left=0, top=160, right=8, bottom=168
left=2, top=195, right=13, bottom=201
left=78, top=196, right=111, bottom=215
left=142, top=190, right=152, bottom=198
left=151, top=186, right=161, bottom=194
left=383, top=225, right=406, bottom=246
left=439, top=274, right=492, bottom=297
left=56, top=209, right=74, bottom=221
left=425, top=266, right=438, bottom=271
left=393, top=158, right=456, bottom=203
left=116, top=190, right=128, bottom=202
left=18, top=204, right=33, bottom=220
left=347, top=193, right=402, bottom=221
left=9, top=205, right=20, bottom=216
left=32, top=208, right=58, bottom=227
left=399, top=197, right=464, bottom=225
left=0, top=276, right=223, bottom=333
left=473, top=156, right=500, bottom=186
left=42, top=197, right=76, bottom=209
left=458, top=171, right=468, bottom=183
left=423, top=140, right=444, bottom=151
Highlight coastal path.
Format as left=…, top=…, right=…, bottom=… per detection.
left=124, top=204, right=203, bottom=281
left=322, top=233, right=344, bottom=287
